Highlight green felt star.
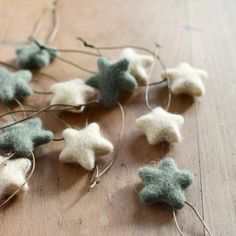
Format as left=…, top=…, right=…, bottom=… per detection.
left=139, top=158, right=193, bottom=209
left=0, top=118, right=53, bottom=157
left=0, top=68, right=33, bottom=104
left=86, top=57, right=138, bottom=107
left=16, top=42, right=58, bottom=70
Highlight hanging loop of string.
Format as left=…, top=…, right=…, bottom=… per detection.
left=29, top=0, right=60, bottom=43
left=144, top=46, right=159, bottom=111
left=89, top=101, right=125, bottom=191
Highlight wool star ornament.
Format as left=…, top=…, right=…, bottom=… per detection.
left=0, top=156, right=31, bottom=197
left=50, top=79, right=98, bottom=113
left=119, top=48, right=154, bottom=85
left=16, top=42, right=58, bottom=70
left=139, top=158, right=193, bottom=209
left=135, top=107, right=184, bottom=145
left=59, top=123, right=114, bottom=170
left=86, top=57, right=138, bottom=107
left=161, top=62, right=208, bottom=97
left=0, top=118, right=53, bottom=157
left=0, top=68, right=33, bottom=104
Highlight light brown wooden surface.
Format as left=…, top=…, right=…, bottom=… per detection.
left=0, top=0, right=235, bottom=235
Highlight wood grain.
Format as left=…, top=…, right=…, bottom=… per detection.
left=0, top=0, right=235, bottom=235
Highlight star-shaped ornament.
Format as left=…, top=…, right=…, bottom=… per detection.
left=0, top=68, right=33, bottom=104
left=59, top=123, right=114, bottom=170
left=86, top=57, right=138, bottom=107
left=119, top=48, right=154, bottom=85
left=135, top=107, right=184, bottom=145
left=161, top=62, right=208, bottom=96
left=0, top=118, right=53, bottom=157
left=0, top=155, right=31, bottom=196
left=16, top=42, right=58, bottom=70
left=139, top=158, right=193, bottom=209
left=50, top=79, right=98, bottom=113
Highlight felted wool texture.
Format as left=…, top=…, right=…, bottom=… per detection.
left=59, top=123, right=114, bottom=170
left=0, top=155, right=31, bottom=196
left=135, top=107, right=184, bottom=145
left=16, top=42, right=58, bottom=70
left=119, top=48, right=154, bottom=85
left=86, top=57, right=138, bottom=108
left=0, top=68, right=33, bottom=104
left=50, top=79, right=98, bottom=113
left=139, top=158, right=193, bottom=209
left=0, top=117, right=53, bottom=157
left=161, top=62, right=208, bottom=97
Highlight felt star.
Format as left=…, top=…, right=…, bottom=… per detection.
left=16, top=42, right=58, bottom=70
left=135, top=107, right=184, bottom=144
left=0, top=68, right=33, bottom=104
left=119, top=48, right=154, bottom=85
left=59, top=123, right=113, bottom=170
left=86, top=57, right=138, bottom=107
left=161, top=62, right=208, bottom=96
left=139, top=158, right=193, bottom=209
left=0, top=156, right=31, bottom=196
left=50, top=79, right=98, bottom=113
left=0, top=118, right=53, bottom=157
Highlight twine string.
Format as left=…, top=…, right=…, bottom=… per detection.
left=185, top=201, right=214, bottom=236
left=89, top=101, right=125, bottom=191
left=173, top=210, right=185, bottom=236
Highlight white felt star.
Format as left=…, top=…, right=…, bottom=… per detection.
left=59, top=123, right=114, bottom=170
left=135, top=107, right=184, bottom=144
left=50, top=79, right=98, bottom=113
left=161, top=62, right=208, bottom=96
left=119, top=48, right=154, bottom=85
left=0, top=156, right=31, bottom=196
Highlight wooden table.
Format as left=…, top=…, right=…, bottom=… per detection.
left=0, top=0, right=235, bottom=235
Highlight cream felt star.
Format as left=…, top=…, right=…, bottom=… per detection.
left=119, top=48, right=154, bottom=85
left=161, top=62, right=208, bottom=96
left=50, top=79, right=98, bottom=113
left=59, top=123, right=113, bottom=170
left=135, top=107, right=184, bottom=144
left=0, top=156, right=31, bottom=196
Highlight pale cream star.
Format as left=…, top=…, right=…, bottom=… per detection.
left=59, top=123, right=114, bottom=170
left=135, top=107, right=184, bottom=144
left=119, top=48, right=154, bottom=85
left=0, top=156, right=31, bottom=196
left=161, top=62, right=208, bottom=96
left=50, top=79, right=98, bottom=113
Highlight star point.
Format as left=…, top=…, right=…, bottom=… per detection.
left=119, top=48, right=154, bottom=85
left=59, top=123, right=113, bottom=170
left=136, top=107, right=184, bottom=145
left=161, top=62, right=208, bottom=97
left=86, top=57, right=138, bottom=107
left=50, top=79, right=98, bottom=113
left=139, top=158, right=193, bottom=209
left=0, top=68, right=33, bottom=104
left=0, top=156, right=31, bottom=196
left=0, top=118, right=53, bottom=157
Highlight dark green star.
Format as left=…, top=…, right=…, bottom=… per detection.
left=16, top=42, right=57, bottom=70
left=0, top=117, right=53, bottom=157
left=139, top=158, right=193, bottom=209
left=86, top=57, right=138, bottom=107
left=0, top=68, right=33, bottom=104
